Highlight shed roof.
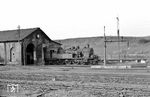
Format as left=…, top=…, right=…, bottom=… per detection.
left=0, top=27, right=39, bottom=42
left=0, top=27, right=62, bottom=45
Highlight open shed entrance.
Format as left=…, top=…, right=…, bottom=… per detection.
left=26, top=43, right=35, bottom=65
left=10, top=47, right=15, bottom=62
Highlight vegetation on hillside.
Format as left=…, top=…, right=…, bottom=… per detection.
left=55, top=36, right=150, bottom=58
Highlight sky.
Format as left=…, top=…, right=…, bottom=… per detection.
left=0, top=0, right=150, bottom=39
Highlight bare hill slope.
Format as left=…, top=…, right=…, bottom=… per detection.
left=55, top=36, right=150, bottom=58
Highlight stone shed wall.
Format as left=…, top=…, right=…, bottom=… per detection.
left=0, top=42, right=21, bottom=65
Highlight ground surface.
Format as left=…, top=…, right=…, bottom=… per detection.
left=1, top=65, right=150, bottom=97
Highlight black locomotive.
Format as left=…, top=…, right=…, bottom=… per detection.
left=47, top=44, right=99, bottom=65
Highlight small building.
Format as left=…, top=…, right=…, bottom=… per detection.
left=0, top=27, right=61, bottom=65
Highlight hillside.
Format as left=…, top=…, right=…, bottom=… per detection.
left=55, top=36, right=150, bottom=59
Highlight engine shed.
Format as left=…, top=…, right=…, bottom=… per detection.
left=0, top=27, right=61, bottom=65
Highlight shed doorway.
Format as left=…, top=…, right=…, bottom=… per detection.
left=10, top=47, right=15, bottom=62
left=26, top=43, right=35, bottom=65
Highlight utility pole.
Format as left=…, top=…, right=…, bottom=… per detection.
left=17, top=25, right=22, bottom=65
left=116, top=17, right=120, bottom=62
left=104, top=26, right=106, bottom=66
left=18, top=25, right=20, bottom=42
left=103, top=18, right=129, bottom=63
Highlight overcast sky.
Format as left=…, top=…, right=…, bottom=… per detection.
left=0, top=0, right=150, bottom=39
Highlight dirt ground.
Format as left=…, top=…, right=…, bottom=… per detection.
left=1, top=65, right=150, bottom=97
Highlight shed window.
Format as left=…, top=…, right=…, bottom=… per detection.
left=36, top=34, right=40, bottom=39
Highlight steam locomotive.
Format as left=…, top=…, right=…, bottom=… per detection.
left=47, top=44, right=100, bottom=65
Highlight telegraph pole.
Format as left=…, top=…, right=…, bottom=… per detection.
left=17, top=25, right=22, bottom=65
left=104, top=26, right=106, bottom=66
left=116, top=17, right=120, bottom=62
left=103, top=17, right=129, bottom=64
left=18, top=25, right=20, bottom=42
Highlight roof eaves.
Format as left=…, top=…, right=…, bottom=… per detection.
left=51, top=40, right=62, bottom=45
left=38, top=28, right=52, bottom=41
left=0, top=40, right=22, bottom=43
